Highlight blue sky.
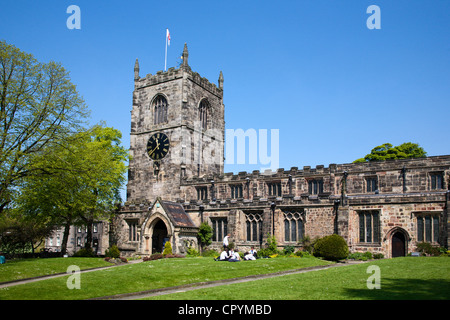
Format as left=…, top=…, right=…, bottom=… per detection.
left=1, top=0, right=449, bottom=178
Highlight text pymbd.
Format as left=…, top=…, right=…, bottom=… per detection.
left=223, top=304, right=271, bottom=315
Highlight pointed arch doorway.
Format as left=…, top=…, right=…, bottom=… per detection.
left=152, top=219, right=169, bottom=254
left=392, top=231, right=406, bottom=258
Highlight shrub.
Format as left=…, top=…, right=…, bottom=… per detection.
left=416, top=242, right=440, bottom=256
left=373, top=253, right=384, bottom=259
left=187, top=246, right=200, bottom=257
left=283, top=245, right=295, bottom=256
left=313, top=234, right=349, bottom=261
left=73, top=247, right=95, bottom=257
left=105, top=245, right=120, bottom=258
left=162, top=241, right=173, bottom=256
left=294, top=250, right=311, bottom=257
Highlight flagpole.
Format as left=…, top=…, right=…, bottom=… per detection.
left=164, top=28, right=168, bottom=71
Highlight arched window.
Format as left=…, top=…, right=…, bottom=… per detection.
left=284, top=211, right=304, bottom=242
left=153, top=95, right=168, bottom=125
left=199, top=99, right=209, bottom=130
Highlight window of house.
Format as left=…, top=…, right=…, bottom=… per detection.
left=93, top=223, right=98, bottom=233
left=128, top=221, right=139, bottom=242
left=267, top=182, right=282, bottom=197
left=230, top=184, right=243, bottom=199
left=284, top=211, right=304, bottom=242
left=308, top=179, right=323, bottom=195
left=430, top=172, right=444, bottom=190
left=358, top=211, right=380, bottom=243
left=417, top=215, right=440, bottom=243
left=199, top=99, right=209, bottom=130
left=77, top=237, right=81, bottom=246
left=366, top=176, right=378, bottom=193
left=197, top=186, right=208, bottom=200
left=153, top=95, right=168, bottom=125
left=211, top=218, right=227, bottom=242
left=245, top=212, right=263, bottom=242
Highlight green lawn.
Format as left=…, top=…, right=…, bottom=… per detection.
left=146, top=257, right=450, bottom=300
left=0, top=257, right=112, bottom=283
left=0, top=256, right=330, bottom=300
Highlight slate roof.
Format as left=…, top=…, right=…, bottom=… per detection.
left=160, top=200, right=197, bottom=228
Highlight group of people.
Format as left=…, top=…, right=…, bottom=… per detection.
left=216, top=234, right=258, bottom=262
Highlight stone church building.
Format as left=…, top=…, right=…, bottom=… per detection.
left=115, top=44, right=450, bottom=259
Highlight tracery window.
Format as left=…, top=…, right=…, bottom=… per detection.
left=153, top=95, right=168, bottom=125
left=245, top=212, right=263, bottom=242
left=283, top=211, right=304, bottom=242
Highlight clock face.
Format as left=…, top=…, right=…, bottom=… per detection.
left=147, top=132, right=170, bottom=160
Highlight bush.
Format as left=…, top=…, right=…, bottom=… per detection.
left=73, top=247, right=96, bottom=257
left=283, top=245, right=295, bottom=256
left=373, top=253, right=384, bottom=259
left=313, top=234, right=349, bottom=261
left=416, top=242, right=441, bottom=256
left=162, top=241, right=173, bottom=256
left=187, top=246, right=200, bottom=257
left=105, top=245, right=120, bottom=258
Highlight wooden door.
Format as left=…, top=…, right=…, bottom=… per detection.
left=392, top=232, right=405, bottom=257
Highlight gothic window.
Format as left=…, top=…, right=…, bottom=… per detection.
left=230, top=184, right=243, bottom=199
left=283, top=211, right=304, bottom=242
left=358, top=211, right=380, bottom=243
left=267, top=182, right=282, bottom=197
left=245, top=212, right=263, bottom=242
left=211, top=218, right=227, bottom=242
left=417, top=214, right=440, bottom=242
left=199, top=99, right=209, bottom=130
left=153, top=95, right=168, bottom=125
left=430, top=172, right=444, bottom=190
left=308, top=179, right=323, bottom=195
left=197, top=187, right=208, bottom=200
left=366, top=176, right=378, bottom=193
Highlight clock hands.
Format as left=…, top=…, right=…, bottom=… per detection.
left=148, top=139, right=160, bottom=157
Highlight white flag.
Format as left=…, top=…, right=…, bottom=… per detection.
left=166, top=29, right=171, bottom=46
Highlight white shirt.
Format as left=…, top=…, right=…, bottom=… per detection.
left=219, top=251, right=229, bottom=260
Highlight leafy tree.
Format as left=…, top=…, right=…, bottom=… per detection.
left=353, top=142, right=426, bottom=163
left=0, top=40, right=88, bottom=214
left=16, top=125, right=128, bottom=254
left=197, top=222, right=213, bottom=253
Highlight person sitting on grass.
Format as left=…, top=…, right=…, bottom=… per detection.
left=228, top=249, right=241, bottom=262
left=249, top=246, right=258, bottom=258
left=218, top=248, right=230, bottom=261
left=244, top=251, right=256, bottom=261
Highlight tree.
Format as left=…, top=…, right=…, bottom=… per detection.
left=16, top=125, right=128, bottom=254
left=197, top=222, right=213, bottom=253
left=353, top=142, right=426, bottom=163
left=0, top=40, right=88, bottom=215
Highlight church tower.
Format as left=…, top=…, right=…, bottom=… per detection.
left=126, top=44, right=225, bottom=204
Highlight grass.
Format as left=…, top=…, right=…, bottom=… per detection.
left=0, top=256, right=330, bottom=300
left=2, top=256, right=448, bottom=300
left=146, top=257, right=450, bottom=300
left=0, top=257, right=111, bottom=283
